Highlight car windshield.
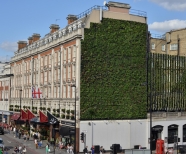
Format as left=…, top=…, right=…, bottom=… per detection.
left=0, top=140, right=3, bottom=144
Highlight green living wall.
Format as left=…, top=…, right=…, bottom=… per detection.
left=80, top=18, right=147, bottom=120
left=148, top=53, right=186, bottom=112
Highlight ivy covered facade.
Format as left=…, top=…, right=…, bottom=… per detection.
left=80, top=18, right=147, bottom=120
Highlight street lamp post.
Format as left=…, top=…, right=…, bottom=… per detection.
left=71, top=84, right=76, bottom=154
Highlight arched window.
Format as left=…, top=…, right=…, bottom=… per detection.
left=168, top=124, right=178, bottom=144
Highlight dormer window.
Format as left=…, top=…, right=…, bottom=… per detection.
left=68, top=26, right=72, bottom=33
left=53, top=34, right=57, bottom=40
left=62, top=29, right=66, bottom=36
left=45, top=39, right=48, bottom=44
left=78, top=21, right=82, bottom=29
left=49, top=37, right=52, bottom=42
left=58, top=31, right=62, bottom=37
left=73, top=24, right=77, bottom=31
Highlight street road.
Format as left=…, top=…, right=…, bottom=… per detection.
left=0, top=130, right=67, bottom=154
left=1, top=131, right=41, bottom=154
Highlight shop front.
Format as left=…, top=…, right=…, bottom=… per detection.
left=59, top=120, right=75, bottom=146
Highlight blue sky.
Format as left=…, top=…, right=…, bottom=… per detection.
left=0, top=0, right=186, bottom=62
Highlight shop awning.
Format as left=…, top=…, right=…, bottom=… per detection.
left=11, top=113, right=20, bottom=120
left=30, top=116, right=50, bottom=125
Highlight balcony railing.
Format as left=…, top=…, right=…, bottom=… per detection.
left=129, top=9, right=147, bottom=17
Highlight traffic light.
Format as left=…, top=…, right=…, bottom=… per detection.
left=80, top=132, right=84, bottom=142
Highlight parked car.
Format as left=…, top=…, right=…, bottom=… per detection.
left=0, top=127, right=4, bottom=135
left=0, top=138, right=4, bottom=150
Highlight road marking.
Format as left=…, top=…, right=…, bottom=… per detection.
left=7, top=140, right=11, bottom=143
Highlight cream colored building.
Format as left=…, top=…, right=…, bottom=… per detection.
left=10, top=1, right=147, bottom=151
left=151, top=28, right=186, bottom=56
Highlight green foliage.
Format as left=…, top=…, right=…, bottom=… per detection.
left=148, top=53, right=186, bottom=111
left=47, top=108, right=51, bottom=111
left=71, top=110, right=74, bottom=114
left=66, top=110, right=70, bottom=114
left=61, top=114, right=65, bottom=119
left=80, top=18, right=147, bottom=120
left=61, top=109, right=66, bottom=113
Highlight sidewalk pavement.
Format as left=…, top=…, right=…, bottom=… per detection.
left=5, top=130, right=68, bottom=154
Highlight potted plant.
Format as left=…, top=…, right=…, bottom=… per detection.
left=66, top=110, right=70, bottom=114
left=70, top=110, right=74, bottom=114
left=61, top=114, right=65, bottom=118
left=57, top=109, right=60, bottom=113
left=62, top=109, right=65, bottom=113
left=47, top=108, right=51, bottom=111
left=53, top=109, right=56, bottom=112
left=66, top=115, right=70, bottom=119
left=71, top=115, right=75, bottom=120
left=40, top=107, right=43, bottom=110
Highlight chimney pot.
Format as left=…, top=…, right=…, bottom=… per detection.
left=28, top=36, right=33, bottom=45
left=32, top=33, right=41, bottom=42
left=107, top=1, right=131, bottom=13
left=50, top=24, right=60, bottom=33
left=67, top=14, right=77, bottom=25
left=17, top=41, right=27, bottom=50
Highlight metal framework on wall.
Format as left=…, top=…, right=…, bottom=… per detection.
left=148, top=53, right=186, bottom=112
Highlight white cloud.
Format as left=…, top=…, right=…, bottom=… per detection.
left=150, top=0, right=186, bottom=11
left=149, top=19, right=186, bottom=33
left=0, top=41, right=17, bottom=52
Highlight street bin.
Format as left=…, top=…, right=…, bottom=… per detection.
left=94, top=145, right=100, bottom=154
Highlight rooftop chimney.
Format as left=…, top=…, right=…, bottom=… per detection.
left=50, top=24, right=60, bottom=33
left=107, top=1, right=131, bottom=14
left=28, top=36, right=33, bottom=45
left=32, top=33, right=41, bottom=42
left=67, top=14, right=77, bottom=25
left=18, top=41, right=27, bottom=50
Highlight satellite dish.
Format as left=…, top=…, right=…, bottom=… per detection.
left=103, top=1, right=107, bottom=6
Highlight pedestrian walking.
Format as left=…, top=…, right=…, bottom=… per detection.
left=18, top=145, right=22, bottom=154
left=8, top=126, right=11, bottom=134
left=35, top=139, right=38, bottom=149
left=22, top=146, right=26, bottom=154
left=69, top=144, right=74, bottom=154
left=26, top=133, right=29, bottom=141
left=23, top=134, right=26, bottom=142
left=3, top=148, right=8, bottom=154
left=91, top=146, right=94, bottom=154
left=46, top=144, right=50, bottom=154
left=83, top=146, right=88, bottom=154
left=66, top=144, right=70, bottom=153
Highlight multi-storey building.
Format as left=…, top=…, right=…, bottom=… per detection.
left=151, top=28, right=186, bottom=56
left=10, top=1, right=150, bottom=152
left=149, top=29, right=186, bottom=149
left=0, top=62, right=11, bottom=124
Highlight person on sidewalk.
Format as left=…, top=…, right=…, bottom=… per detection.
left=83, top=146, right=88, bottom=154
left=38, top=140, right=42, bottom=149
left=26, top=133, right=29, bottom=141
left=3, top=149, right=8, bottom=154
left=35, top=139, right=38, bottom=149
left=18, top=145, right=22, bottom=154
left=18, top=130, right=21, bottom=139
left=46, top=144, right=50, bottom=154
left=22, top=146, right=26, bottom=154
